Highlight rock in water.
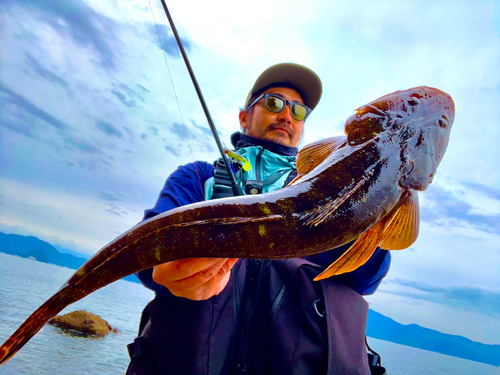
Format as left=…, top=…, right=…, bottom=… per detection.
left=48, top=310, right=114, bottom=336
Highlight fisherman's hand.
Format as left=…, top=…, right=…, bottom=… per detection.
left=152, top=258, right=239, bottom=301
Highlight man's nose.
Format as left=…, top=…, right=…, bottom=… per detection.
left=277, top=103, right=293, bottom=123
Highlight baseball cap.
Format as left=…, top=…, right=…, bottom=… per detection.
left=244, top=63, right=322, bottom=110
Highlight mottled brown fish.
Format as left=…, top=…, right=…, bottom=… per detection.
left=0, top=86, right=455, bottom=366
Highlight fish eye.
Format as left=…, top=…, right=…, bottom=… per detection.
left=438, top=116, right=449, bottom=129
left=408, top=97, right=421, bottom=106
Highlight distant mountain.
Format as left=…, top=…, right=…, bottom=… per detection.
left=367, top=309, right=500, bottom=366
left=53, top=244, right=91, bottom=260
left=0, top=232, right=140, bottom=284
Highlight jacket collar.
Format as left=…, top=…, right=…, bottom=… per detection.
left=230, top=132, right=298, bottom=156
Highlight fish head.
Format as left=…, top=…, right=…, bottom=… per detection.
left=344, top=86, right=455, bottom=191
left=394, top=87, right=455, bottom=191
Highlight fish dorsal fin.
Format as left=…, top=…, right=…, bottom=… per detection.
left=379, top=191, right=420, bottom=250
left=314, top=219, right=385, bottom=280
left=292, top=136, right=346, bottom=183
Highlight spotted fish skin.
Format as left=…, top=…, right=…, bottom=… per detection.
left=0, top=86, right=454, bottom=366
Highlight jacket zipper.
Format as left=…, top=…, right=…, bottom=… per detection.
left=235, top=259, right=263, bottom=373
left=255, top=148, right=264, bottom=181
left=271, top=283, right=286, bottom=320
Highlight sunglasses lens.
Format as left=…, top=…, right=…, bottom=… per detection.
left=291, top=104, right=307, bottom=121
left=266, top=95, right=285, bottom=112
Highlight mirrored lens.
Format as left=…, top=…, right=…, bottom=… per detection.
left=266, top=95, right=285, bottom=112
left=291, top=104, right=307, bottom=120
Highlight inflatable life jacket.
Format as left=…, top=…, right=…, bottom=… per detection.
left=204, top=145, right=297, bottom=200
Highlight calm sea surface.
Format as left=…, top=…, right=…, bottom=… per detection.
left=1, top=253, right=499, bottom=374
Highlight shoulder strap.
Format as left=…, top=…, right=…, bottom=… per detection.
left=283, top=169, right=298, bottom=187
left=211, top=158, right=242, bottom=199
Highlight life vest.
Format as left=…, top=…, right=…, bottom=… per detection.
left=204, top=145, right=297, bottom=200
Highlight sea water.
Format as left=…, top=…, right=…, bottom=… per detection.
left=0, top=253, right=499, bottom=374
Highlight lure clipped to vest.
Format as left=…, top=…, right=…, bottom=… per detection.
left=0, top=86, right=454, bottom=366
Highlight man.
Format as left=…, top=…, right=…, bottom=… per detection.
left=126, top=63, right=390, bottom=375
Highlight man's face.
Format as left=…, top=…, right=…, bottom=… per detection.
left=239, top=87, right=305, bottom=147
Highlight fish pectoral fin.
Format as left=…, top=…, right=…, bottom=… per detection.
left=379, top=191, right=420, bottom=250
left=314, top=220, right=385, bottom=280
left=292, top=136, right=346, bottom=184
left=314, top=192, right=420, bottom=281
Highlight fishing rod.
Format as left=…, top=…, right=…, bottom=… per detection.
left=159, top=0, right=244, bottom=197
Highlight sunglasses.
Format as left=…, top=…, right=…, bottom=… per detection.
left=246, top=93, right=311, bottom=121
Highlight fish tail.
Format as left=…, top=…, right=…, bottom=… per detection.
left=0, top=293, right=65, bottom=366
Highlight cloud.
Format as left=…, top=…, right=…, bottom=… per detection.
left=164, top=145, right=179, bottom=156
left=105, top=203, right=128, bottom=217
left=0, top=81, right=70, bottom=131
left=123, top=126, right=135, bottom=139
left=77, top=157, right=114, bottom=172
left=137, top=84, right=151, bottom=94
left=421, top=185, right=500, bottom=234
left=98, top=190, right=128, bottom=202
left=63, top=137, right=103, bottom=154
left=0, top=82, right=120, bottom=174
left=460, top=181, right=500, bottom=201
left=111, top=83, right=146, bottom=108
left=25, top=53, right=74, bottom=96
left=95, top=120, right=123, bottom=138
left=149, top=126, right=159, bottom=136
left=191, top=121, right=213, bottom=137
left=167, top=122, right=216, bottom=155
left=111, top=89, right=136, bottom=108
left=170, top=122, right=193, bottom=140
left=149, top=23, right=191, bottom=57
left=385, top=278, right=500, bottom=318
left=8, top=0, right=119, bottom=70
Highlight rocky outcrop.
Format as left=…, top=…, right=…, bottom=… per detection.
left=48, top=310, right=117, bottom=336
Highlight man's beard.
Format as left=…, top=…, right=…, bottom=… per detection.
left=265, top=123, right=296, bottom=145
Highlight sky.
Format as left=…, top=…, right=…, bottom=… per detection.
left=1, top=0, right=499, bottom=345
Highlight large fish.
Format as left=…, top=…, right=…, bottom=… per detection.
left=0, top=86, right=454, bottom=365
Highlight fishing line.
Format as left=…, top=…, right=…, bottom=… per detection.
left=158, top=0, right=244, bottom=196
left=147, top=0, right=203, bottom=190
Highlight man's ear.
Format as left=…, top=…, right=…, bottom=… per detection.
left=239, top=110, right=248, bottom=130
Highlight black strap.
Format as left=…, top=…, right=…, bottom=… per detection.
left=212, top=158, right=242, bottom=199
left=283, top=169, right=298, bottom=186
left=366, top=336, right=388, bottom=375
left=240, top=169, right=288, bottom=188
left=127, top=300, right=154, bottom=361
left=127, top=336, right=149, bottom=360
